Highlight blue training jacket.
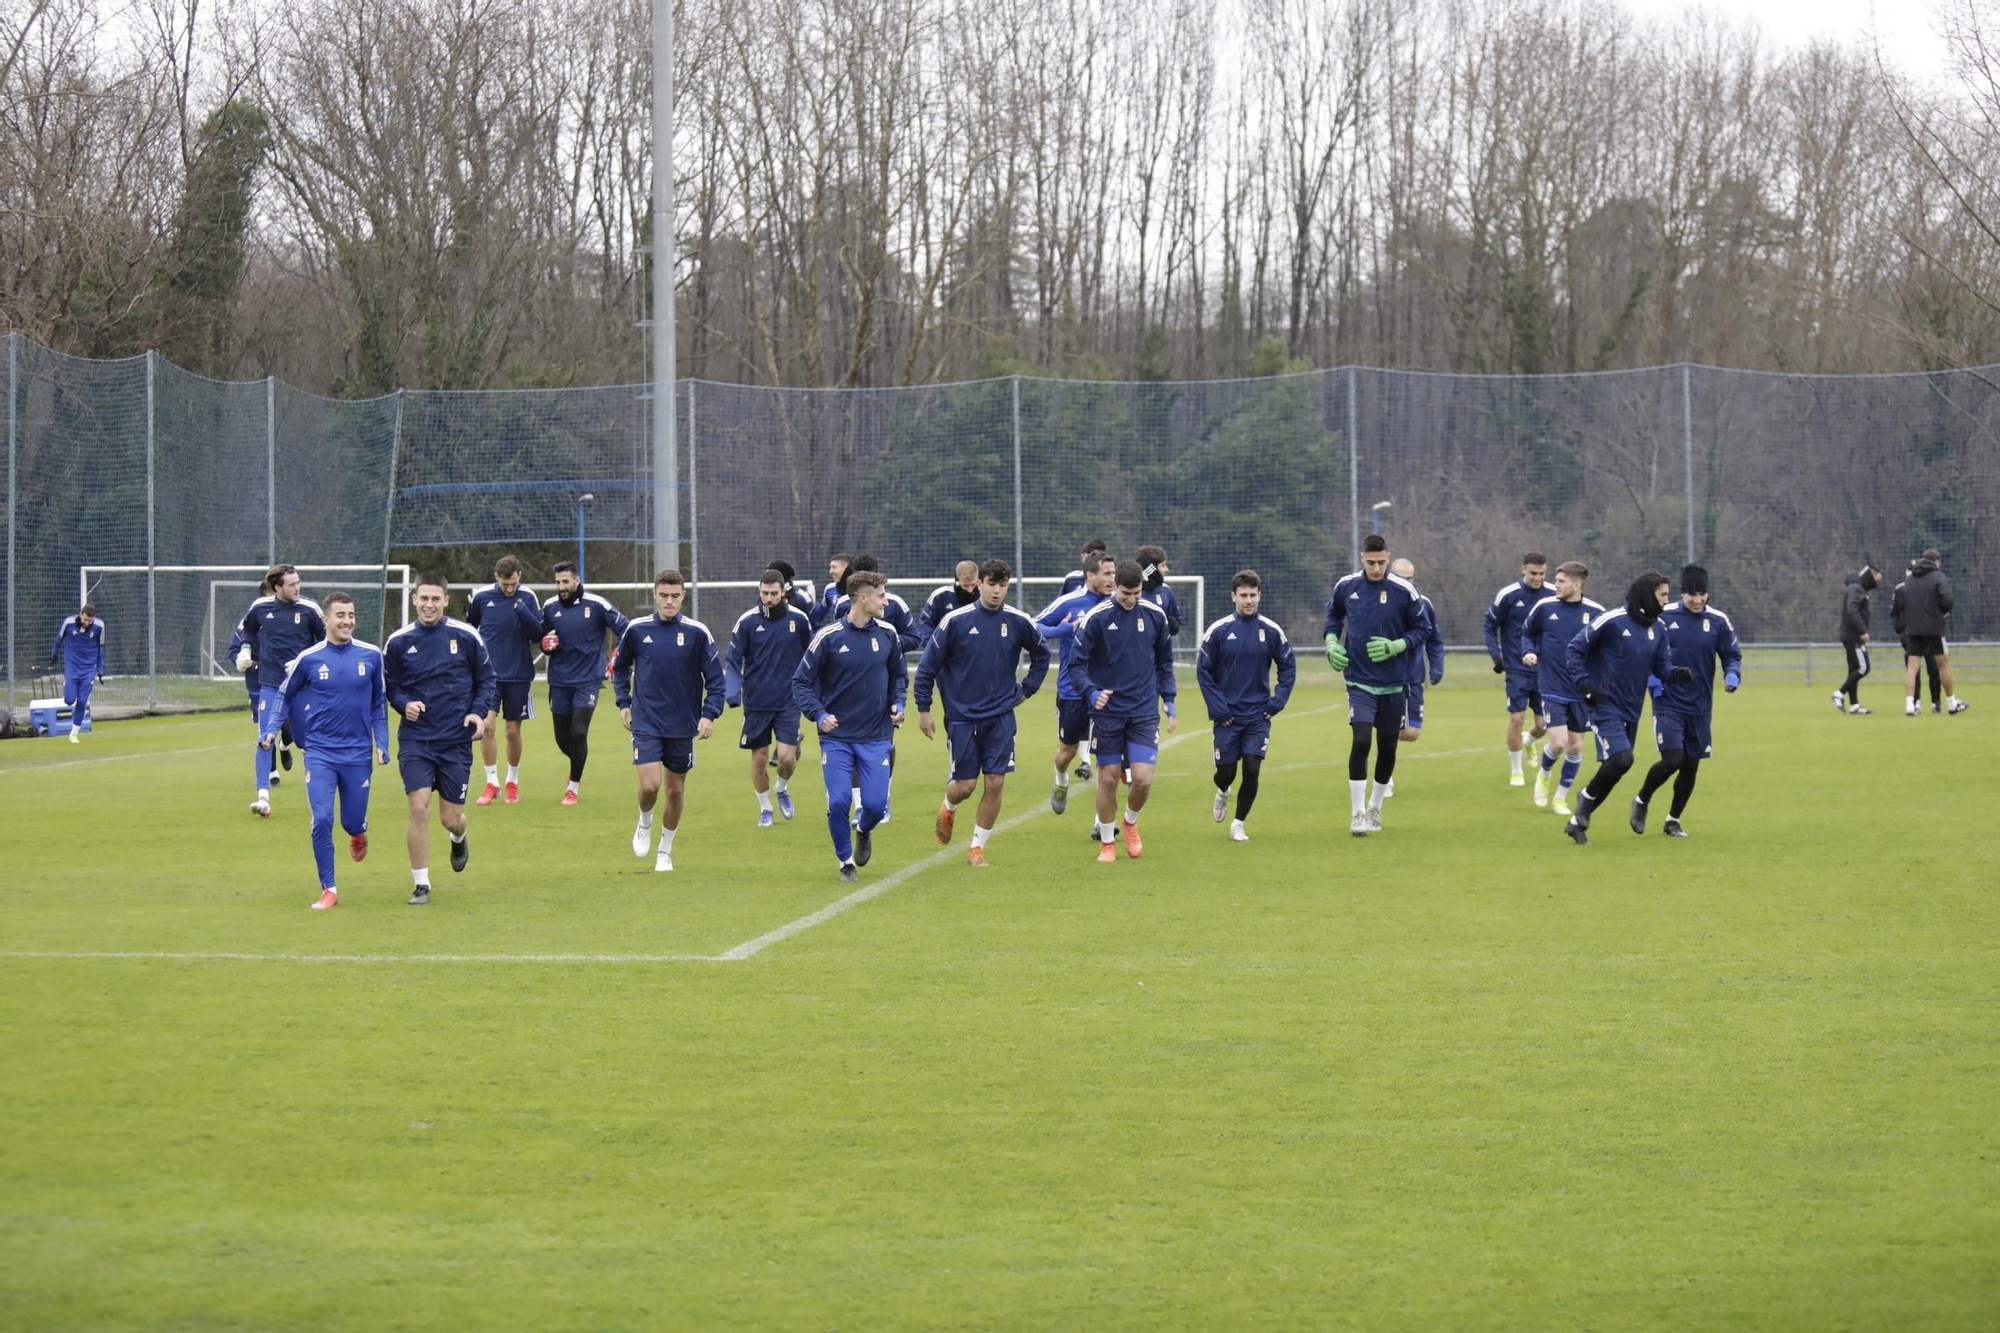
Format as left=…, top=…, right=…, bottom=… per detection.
left=1483, top=579, right=1546, bottom=670
left=1567, top=607, right=1677, bottom=721
left=1652, top=602, right=1743, bottom=716
left=383, top=616, right=498, bottom=749
left=267, top=637, right=389, bottom=765
left=913, top=600, right=1050, bottom=721
left=832, top=590, right=925, bottom=654
left=1195, top=611, right=1297, bottom=723
left=1034, top=588, right=1109, bottom=701
left=1522, top=595, right=1606, bottom=702
left=540, top=590, right=630, bottom=689
left=1323, top=571, right=1429, bottom=690
left=53, top=616, right=105, bottom=676
left=613, top=613, right=726, bottom=737
left=465, top=584, right=545, bottom=682
left=238, top=595, right=327, bottom=691
left=728, top=602, right=814, bottom=713
left=1068, top=596, right=1176, bottom=719
left=792, top=616, right=908, bottom=743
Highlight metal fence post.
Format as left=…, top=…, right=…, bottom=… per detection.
left=5, top=332, right=15, bottom=723
left=1683, top=362, right=1695, bottom=564
left=688, top=379, right=698, bottom=618
left=1012, top=375, right=1024, bottom=607
left=145, top=350, right=157, bottom=708
left=1347, top=366, right=1360, bottom=563
left=266, top=375, right=277, bottom=563
left=381, top=389, right=405, bottom=643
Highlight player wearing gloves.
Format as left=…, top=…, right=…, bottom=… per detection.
left=1483, top=553, right=1550, bottom=785
left=1195, top=571, right=1296, bottom=841
left=1069, top=560, right=1178, bottom=862
left=538, top=560, right=630, bottom=805
left=1630, top=565, right=1742, bottom=837
left=1323, top=535, right=1430, bottom=835
left=385, top=574, right=497, bottom=904
left=728, top=569, right=814, bottom=825
left=613, top=570, right=726, bottom=872
left=50, top=604, right=105, bottom=744
left=792, top=570, right=907, bottom=882
left=912, top=559, right=1050, bottom=866
left=1560, top=571, right=1684, bottom=845
left=236, top=565, right=326, bottom=816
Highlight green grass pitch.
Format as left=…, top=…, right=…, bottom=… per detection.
left=2, top=669, right=1995, bottom=1329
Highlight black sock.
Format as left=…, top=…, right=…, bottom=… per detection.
left=1235, top=757, right=1261, bottom=821
left=1638, top=751, right=1685, bottom=802
left=1927, top=659, right=1943, bottom=707
left=568, top=706, right=595, bottom=781
left=1670, top=757, right=1701, bottom=819
left=1348, top=723, right=1372, bottom=782
left=1372, top=722, right=1400, bottom=785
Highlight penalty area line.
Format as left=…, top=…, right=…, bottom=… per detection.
left=0, top=949, right=723, bottom=964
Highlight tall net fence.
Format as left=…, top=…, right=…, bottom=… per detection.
left=6, top=333, right=1997, bottom=720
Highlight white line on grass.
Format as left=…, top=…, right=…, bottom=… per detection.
left=0, top=742, right=240, bottom=775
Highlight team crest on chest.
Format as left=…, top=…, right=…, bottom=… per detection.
left=449, top=639, right=458, bottom=654
left=1379, top=590, right=1387, bottom=603
left=358, top=661, right=367, bottom=676
left=677, top=631, right=685, bottom=646
left=870, top=637, right=880, bottom=652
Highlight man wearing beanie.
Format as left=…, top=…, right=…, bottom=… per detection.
left=1561, top=570, right=1687, bottom=846
left=1834, top=563, right=1881, bottom=714
left=1631, top=565, right=1742, bottom=837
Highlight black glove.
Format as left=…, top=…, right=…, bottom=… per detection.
left=1578, top=678, right=1601, bottom=707
left=1491, top=655, right=1504, bottom=674
left=1672, top=666, right=1694, bottom=684
left=49, top=654, right=60, bottom=668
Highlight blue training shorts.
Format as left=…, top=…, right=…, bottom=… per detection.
left=1652, top=709, right=1713, bottom=758
left=549, top=683, right=600, bottom=714
left=1541, top=697, right=1590, bottom=733
left=739, top=709, right=802, bottom=751
left=947, top=713, right=1018, bottom=780
left=1347, top=686, right=1407, bottom=730
left=496, top=680, right=534, bottom=722
left=1505, top=668, right=1541, bottom=715
left=1056, top=694, right=1090, bottom=746
left=1591, top=707, right=1641, bottom=761
left=633, top=733, right=697, bottom=774
left=1091, top=713, right=1160, bottom=766
left=1213, top=714, right=1271, bottom=764
left=399, top=743, right=473, bottom=803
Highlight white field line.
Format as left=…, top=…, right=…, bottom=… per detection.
left=0, top=742, right=240, bottom=775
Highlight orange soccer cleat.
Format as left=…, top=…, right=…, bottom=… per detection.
left=349, top=833, right=368, bottom=862
left=311, top=889, right=338, bottom=910
left=560, top=789, right=579, bottom=807
left=1096, top=841, right=1117, bottom=864
left=503, top=782, right=520, bottom=804
left=935, top=801, right=956, bottom=845
left=966, top=845, right=987, bottom=867
left=474, top=783, right=500, bottom=806
left=1122, top=819, right=1143, bottom=859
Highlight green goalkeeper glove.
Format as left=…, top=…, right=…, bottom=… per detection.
left=1366, top=636, right=1409, bottom=663
left=1324, top=634, right=1348, bottom=671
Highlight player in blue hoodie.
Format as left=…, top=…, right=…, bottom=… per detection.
left=1630, top=564, right=1742, bottom=838
left=793, top=570, right=907, bottom=881
left=1068, top=560, right=1177, bottom=862
left=613, top=570, right=726, bottom=872
left=1561, top=571, right=1686, bottom=845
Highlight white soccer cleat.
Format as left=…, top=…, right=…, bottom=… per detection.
left=1830, top=690, right=1847, bottom=714
left=1532, top=765, right=1553, bottom=808
left=1381, top=781, right=1394, bottom=800
left=1350, top=811, right=1369, bottom=837
left=654, top=849, right=674, bottom=873
left=1508, top=771, right=1526, bottom=787
left=68, top=729, right=80, bottom=744
left=250, top=795, right=271, bottom=818
left=1212, top=789, right=1229, bottom=823
left=631, top=821, right=652, bottom=858
left=1366, top=807, right=1383, bottom=832
left=1552, top=792, right=1573, bottom=817
left=1229, top=820, right=1249, bottom=842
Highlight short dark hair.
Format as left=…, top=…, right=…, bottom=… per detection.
left=845, top=569, right=887, bottom=594
left=81, top=602, right=98, bottom=616
left=849, top=553, right=880, bottom=574
left=1523, top=552, right=1548, bottom=567
left=267, top=563, right=296, bottom=584
left=1081, top=538, right=1107, bottom=556
left=494, top=555, right=522, bottom=578
left=553, top=560, right=577, bottom=577
left=1231, top=570, right=1261, bottom=591
left=978, top=558, right=1012, bottom=583
left=322, top=591, right=355, bottom=611
left=830, top=551, right=851, bottom=566
left=1922, top=548, right=1941, bottom=562
left=1136, top=543, right=1167, bottom=566
left=759, top=567, right=786, bottom=586
left=769, top=559, right=796, bottom=584
left=1113, top=559, right=1144, bottom=590
left=1362, top=535, right=1388, bottom=554
left=1084, top=552, right=1114, bottom=575
left=654, top=569, right=685, bottom=589
left=415, top=571, right=449, bottom=594
left=1557, top=560, right=1588, bottom=581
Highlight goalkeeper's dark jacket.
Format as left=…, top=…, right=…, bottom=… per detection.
left=1566, top=606, right=1677, bottom=721
left=540, top=590, right=630, bottom=689
left=384, top=615, right=498, bottom=748
left=1322, top=570, right=1429, bottom=689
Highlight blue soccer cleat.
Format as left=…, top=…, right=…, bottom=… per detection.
left=775, top=790, right=795, bottom=820
left=758, top=808, right=775, bottom=828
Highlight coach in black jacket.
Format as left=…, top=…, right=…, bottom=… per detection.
left=1834, top=565, right=1881, bottom=713
left=1900, top=550, right=1968, bottom=715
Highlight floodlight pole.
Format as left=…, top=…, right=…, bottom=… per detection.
left=1371, top=500, right=1392, bottom=537
left=651, top=0, right=678, bottom=575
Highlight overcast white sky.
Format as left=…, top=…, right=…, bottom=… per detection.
left=1621, top=0, right=1953, bottom=79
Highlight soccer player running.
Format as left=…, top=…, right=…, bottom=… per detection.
left=1483, top=552, right=1550, bottom=786
left=1834, top=563, right=1882, bottom=715
left=237, top=565, right=326, bottom=817
left=913, top=559, right=1051, bottom=866
left=260, top=592, right=389, bottom=909
left=614, top=570, right=726, bottom=872
left=1136, top=544, right=1182, bottom=637
left=830, top=553, right=924, bottom=822
left=728, top=568, right=814, bottom=826
left=813, top=552, right=852, bottom=628
left=792, top=569, right=907, bottom=882
left=1561, top=571, right=1688, bottom=846
left=1070, top=559, right=1178, bottom=862
left=1035, top=551, right=1115, bottom=813
left=1379, top=558, right=1445, bottom=800
left=919, top=561, right=981, bottom=643
left=385, top=574, right=497, bottom=905
left=1630, top=565, right=1741, bottom=838
left=1195, top=570, right=1296, bottom=842
left=50, top=603, right=105, bottom=743
left=539, top=560, right=630, bottom=805
left=1324, top=535, right=1429, bottom=835
left=466, top=554, right=543, bottom=804
left=1521, top=561, right=1604, bottom=815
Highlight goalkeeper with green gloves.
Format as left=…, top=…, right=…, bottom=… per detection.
left=1323, top=534, right=1432, bottom=836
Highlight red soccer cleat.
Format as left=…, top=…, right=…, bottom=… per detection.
left=503, top=782, right=519, bottom=804
left=1122, top=819, right=1143, bottom=859
left=935, top=801, right=956, bottom=845
left=560, top=789, right=579, bottom=807
left=966, top=846, right=988, bottom=867
left=349, top=832, right=368, bottom=862
left=474, top=783, right=499, bottom=806
left=1096, top=841, right=1117, bottom=864
left=311, top=888, right=338, bottom=910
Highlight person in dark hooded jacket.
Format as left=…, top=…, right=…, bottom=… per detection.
left=1560, top=570, right=1688, bottom=846
left=1900, top=549, right=1968, bottom=715
left=1834, top=564, right=1882, bottom=714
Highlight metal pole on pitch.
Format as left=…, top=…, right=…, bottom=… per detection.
left=1347, top=366, right=1360, bottom=563
left=5, top=333, right=15, bottom=724
left=651, top=0, right=678, bottom=575
left=1682, top=362, right=1695, bottom=564
left=381, top=389, right=404, bottom=644
left=1011, top=375, right=1023, bottom=607
left=578, top=493, right=594, bottom=584
left=266, top=375, right=277, bottom=562
left=145, top=350, right=157, bottom=708
left=687, top=380, right=698, bottom=617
